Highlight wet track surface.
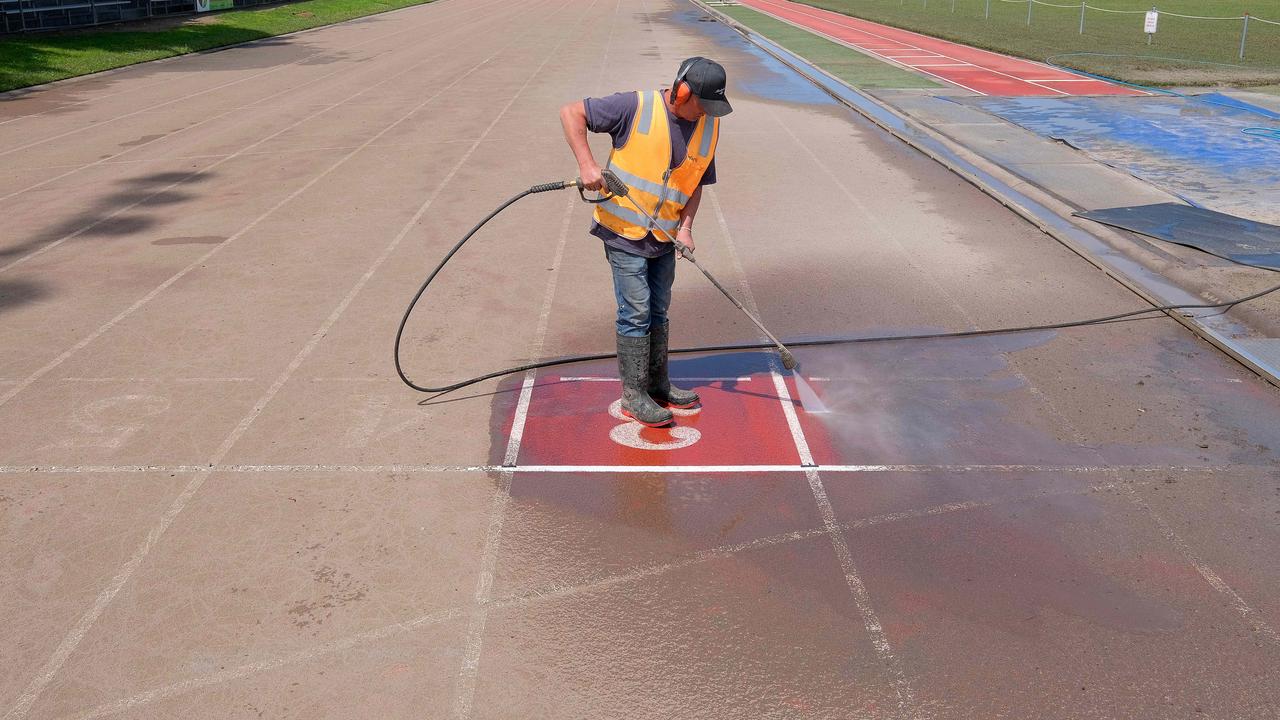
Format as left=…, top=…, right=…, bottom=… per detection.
left=1, top=0, right=1279, bottom=718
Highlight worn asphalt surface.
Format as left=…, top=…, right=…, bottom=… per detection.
left=2, top=0, right=1279, bottom=718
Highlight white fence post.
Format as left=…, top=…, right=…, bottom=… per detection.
left=1239, top=13, right=1250, bottom=60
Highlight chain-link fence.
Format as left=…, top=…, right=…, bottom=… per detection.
left=1, top=0, right=284, bottom=33
left=803, top=0, right=1280, bottom=84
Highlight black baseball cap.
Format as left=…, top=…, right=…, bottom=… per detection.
left=677, top=57, right=732, bottom=117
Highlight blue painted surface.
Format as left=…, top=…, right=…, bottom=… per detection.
left=965, top=94, right=1280, bottom=224
left=1196, top=92, right=1280, bottom=121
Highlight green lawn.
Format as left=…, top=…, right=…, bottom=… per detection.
left=793, top=0, right=1280, bottom=85
left=0, top=0, right=434, bottom=93
left=720, top=5, right=940, bottom=87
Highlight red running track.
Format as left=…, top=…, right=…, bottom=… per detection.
left=735, top=0, right=1146, bottom=96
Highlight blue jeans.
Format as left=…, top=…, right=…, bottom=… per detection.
left=604, top=244, right=675, bottom=337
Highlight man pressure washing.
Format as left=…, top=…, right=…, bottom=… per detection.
left=559, top=57, right=732, bottom=428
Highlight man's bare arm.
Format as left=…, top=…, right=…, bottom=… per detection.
left=559, top=100, right=604, bottom=190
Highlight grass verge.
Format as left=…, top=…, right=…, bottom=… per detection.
left=719, top=5, right=939, bottom=88
left=0, top=0, right=433, bottom=93
left=792, top=0, right=1280, bottom=85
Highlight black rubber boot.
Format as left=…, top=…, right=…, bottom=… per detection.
left=648, top=321, right=700, bottom=409
left=617, top=334, right=674, bottom=427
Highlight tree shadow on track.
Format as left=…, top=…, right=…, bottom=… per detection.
left=0, top=277, right=50, bottom=314
left=1, top=168, right=217, bottom=268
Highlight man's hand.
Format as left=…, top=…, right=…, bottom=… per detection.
left=579, top=162, right=604, bottom=192
left=676, top=227, right=695, bottom=257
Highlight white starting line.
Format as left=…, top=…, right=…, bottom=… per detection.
left=0, top=463, right=1229, bottom=475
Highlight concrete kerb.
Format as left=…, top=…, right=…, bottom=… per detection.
left=692, top=0, right=1280, bottom=390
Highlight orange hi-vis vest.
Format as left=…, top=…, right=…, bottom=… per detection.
left=594, top=90, right=719, bottom=242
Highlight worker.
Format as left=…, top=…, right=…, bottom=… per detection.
left=559, top=57, right=731, bottom=427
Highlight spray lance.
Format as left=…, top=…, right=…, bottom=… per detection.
left=395, top=169, right=797, bottom=395
left=587, top=170, right=797, bottom=369
left=544, top=170, right=796, bottom=370
left=395, top=172, right=1280, bottom=397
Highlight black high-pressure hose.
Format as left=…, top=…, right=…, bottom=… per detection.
left=395, top=178, right=1280, bottom=395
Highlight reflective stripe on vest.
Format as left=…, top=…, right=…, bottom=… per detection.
left=593, top=90, right=719, bottom=242
left=608, top=166, right=691, bottom=207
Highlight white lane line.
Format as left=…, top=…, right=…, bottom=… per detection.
left=711, top=171, right=921, bottom=714
left=59, top=484, right=1110, bottom=720
left=0, top=0, right=489, bottom=160
left=1132, top=495, right=1280, bottom=644
left=751, top=0, right=1075, bottom=95
left=0, top=1, right=507, bottom=276
left=767, top=90, right=1275, bottom=650
left=0, top=5, right=565, bottom=717
left=771, top=373, right=815, bottom=466
left=1016, top=371, right=1278, bottom=646
left=906, top=63, right=973, bottom=68
left=558, top=376, right=752, bottom=382
left=0, top=464, right=1230, bottom=475
left=0, top=75, right=178, bottom=128
left=770, top=372, right=921, bottom=718
left=56, top=607, right=468, bottom=720
left=0, top=102, right=252, bottom=203
left=755, top=0, right=1075, bottom=88
left=716, top=139, right=921, bottom=713
left=59, top=377, right=255, bottom=383
left=0, top=9, right=549, bottom=414
left=401, top=372, right=1267, bottom=388
left=457, top=196, right=576, bottom=715
left=448, top=0, right=597, bottom=712
left=0, top=0, right=463, bottom=130
left=0, top=0, right=505, bottom=204
left=739, top=0, right=990, bottom=95
left=7, top=138, right=475, bottom=171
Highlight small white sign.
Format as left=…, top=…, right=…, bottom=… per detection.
left=1144, top=10, right=1159, bottom=33
left=195, top=0, right=211, bottom=10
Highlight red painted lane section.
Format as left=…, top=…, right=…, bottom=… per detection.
left=736, top=0, right=1146, bottom=96
left=516, top=373, right=803, bottom=466
left=511, top=364, right=836, bottom=468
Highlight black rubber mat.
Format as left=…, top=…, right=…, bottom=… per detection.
left=1077, top=203, right=1280, bottom=270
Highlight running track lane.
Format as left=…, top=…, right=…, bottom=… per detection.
left=735, top=0, right=1146, bottom=96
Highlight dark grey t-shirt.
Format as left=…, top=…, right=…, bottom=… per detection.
left=584, top=91, right=718, bottom=258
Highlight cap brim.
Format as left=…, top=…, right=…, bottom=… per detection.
left=699, top=96, right=732, bottom=117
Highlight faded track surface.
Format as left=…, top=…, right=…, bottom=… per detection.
left=1, top=1, right=1278, bottom=718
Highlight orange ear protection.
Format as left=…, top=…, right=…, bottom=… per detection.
left=672, top=57, right=703, bottom=105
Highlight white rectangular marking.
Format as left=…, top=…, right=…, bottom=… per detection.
left=558, top=376, right=752, bottom=382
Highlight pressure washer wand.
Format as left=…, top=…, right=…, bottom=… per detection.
left=667, top=235, right=796, bottom=370
left=601, top=177, right=798, bottom=370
